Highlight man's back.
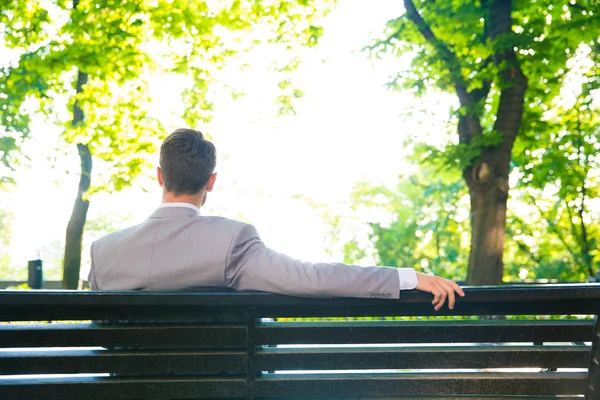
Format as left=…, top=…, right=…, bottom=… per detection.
left=90, top=206, right=243, bottom=291
left=89, top=204, right=409, bottom=298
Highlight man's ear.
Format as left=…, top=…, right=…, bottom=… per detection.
left=205, top=172, right=217, bottom=192
left=157, top=167, right=164, bottom=187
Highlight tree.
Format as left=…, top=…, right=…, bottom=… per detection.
left=366, top=0, right=599, bottom=284
left=328, top=162, right=597, bottom=285
left=509, top=52, right=600, bottom=281
left=1, top=0, right=330, bottom=288
left=322, top=51, right=599, bottom=284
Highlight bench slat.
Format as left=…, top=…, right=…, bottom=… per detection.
left=1, top=285, right=599, bottom=319
left=256, top=320, right=594, bottom=344
left=0, top=373, right=586, bottom=399
left=0, top=287, right=597, bottom=398
left=0, top=349, right=246, bottom=374
left=0, top=376, right=246, bottom=399
left=0, top=323, right=246, bottom=348
left=3, top=300, right=599, bottom=320
left=255, top=372, right=588, bottom=396
left=0, top=345, right=589, bottom=375
left=256, top=345, right=591, bottom=370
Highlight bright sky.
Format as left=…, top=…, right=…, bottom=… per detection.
left=1, top=0, right=457, bottom=280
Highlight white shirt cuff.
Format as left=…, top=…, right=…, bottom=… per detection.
left=397, top=268, right=418, bottom=290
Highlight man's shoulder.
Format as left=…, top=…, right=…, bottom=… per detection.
left=92, top=224, right=142, bottom=249
left=197, top=216, right=257, bottom=239
left=200, top=215, right=245, bottom=225
left=91, top=215, right=254, bottom=250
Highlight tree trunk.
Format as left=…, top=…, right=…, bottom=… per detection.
left=464, top=0, right=527, bottom=285
left=404, top=0, right=527, bottom=285
left=464, top=156, right=509, bottom=285
left=62, top=71, right=91, bottom=289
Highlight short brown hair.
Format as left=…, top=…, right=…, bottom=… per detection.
left=159, top=128, right=216, bottom=195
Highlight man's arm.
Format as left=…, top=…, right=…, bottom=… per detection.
left=225, top=224, right=464, bottom=308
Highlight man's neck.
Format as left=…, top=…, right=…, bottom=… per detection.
left=162, top=191, right=204, bottom=209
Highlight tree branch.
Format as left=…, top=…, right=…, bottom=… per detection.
left=404, top=0, right=491, bottom=145
left=489, top=0, right=527, bottom=171
left=403, top=0, right=470, bottom=105
left=473, top=0, right=493, bottom=103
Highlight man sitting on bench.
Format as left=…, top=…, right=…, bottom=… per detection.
left=88, top=128, right=464, bottom=310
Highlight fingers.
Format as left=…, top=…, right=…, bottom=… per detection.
left=451, top=280, right=465, bottom=297
left=439, top=280, right=456, bottom=310
left=433, top=281, right=447, bottom=311
left=431, top=278, right=464, bottom=311
left=431, top=285, right=441, bottom=308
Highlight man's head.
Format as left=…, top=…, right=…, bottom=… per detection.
left=158, top=128, right=217, bottom=204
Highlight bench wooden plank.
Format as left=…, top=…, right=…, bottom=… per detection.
left=0, top=349, right=246, bottom=374
left=8, top=301, right=599, bottom=319
left=255, top=372, right=588, bottom=397
left=1, top=285, right=599, bottom=320
left=0, top=323, right=246, bottom=347
left=0, top=373, right=587, bottom=399
left=0, top=287, right=598, bottom=398
left=256, top=345, right=591, bottom=370
left=0, top=376, right=246, bottom=399
left=1, top=345, right=590, bottom=376
left=256, top=320, right=595, bottom=345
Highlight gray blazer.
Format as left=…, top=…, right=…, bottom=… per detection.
left=89, top=206, right=401, bottom=298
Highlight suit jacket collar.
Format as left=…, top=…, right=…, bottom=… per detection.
left=148, top=206, right=200, bottom=219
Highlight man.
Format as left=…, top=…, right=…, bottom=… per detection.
left=89, top=128, right=464, bottom=310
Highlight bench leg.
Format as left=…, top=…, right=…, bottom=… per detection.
left=586, top=316, right=600, bottom=399
left=246, top=308, right=257, bottom=400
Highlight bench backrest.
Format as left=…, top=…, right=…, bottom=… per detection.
left=0, top=284, right=599, bottom=399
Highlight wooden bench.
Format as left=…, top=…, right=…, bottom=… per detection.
left=0, top=284, right=599, bottom=399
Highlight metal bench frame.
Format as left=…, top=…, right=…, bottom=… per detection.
left=0, top=284, right=599, bottom=399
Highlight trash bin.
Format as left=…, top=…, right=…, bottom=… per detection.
left=28, top=259, right=43, bottom=289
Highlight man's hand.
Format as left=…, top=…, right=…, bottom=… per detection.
left=415, top=272, right=465, bottom=311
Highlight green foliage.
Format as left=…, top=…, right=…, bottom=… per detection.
left=354, top=171, right=468, bottom=280
left=334, top=168, right=469, bottom=280
left=0, top=0, right=333, bottom=191
left=410, top=129, right=504, bottom=172
left=329, top=68, right=600, bottom=283
left=509, top=74, right=600, bottom=281
left=330, top=165, right=597, bottom=284
left=332, top=87, right=599, bottom=282
left=366, top=0, right=599, bottom=169
left=1, top=0, right=162, bottom=191
left=5, top=283, right=29, bottom=290
left=0, top=0, right=333, bottom=283
left=338, top=0, right=600, bottom=283
left=306, top=164, right=471, bottom=280
left=370, top=1, right=490, bottom=98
